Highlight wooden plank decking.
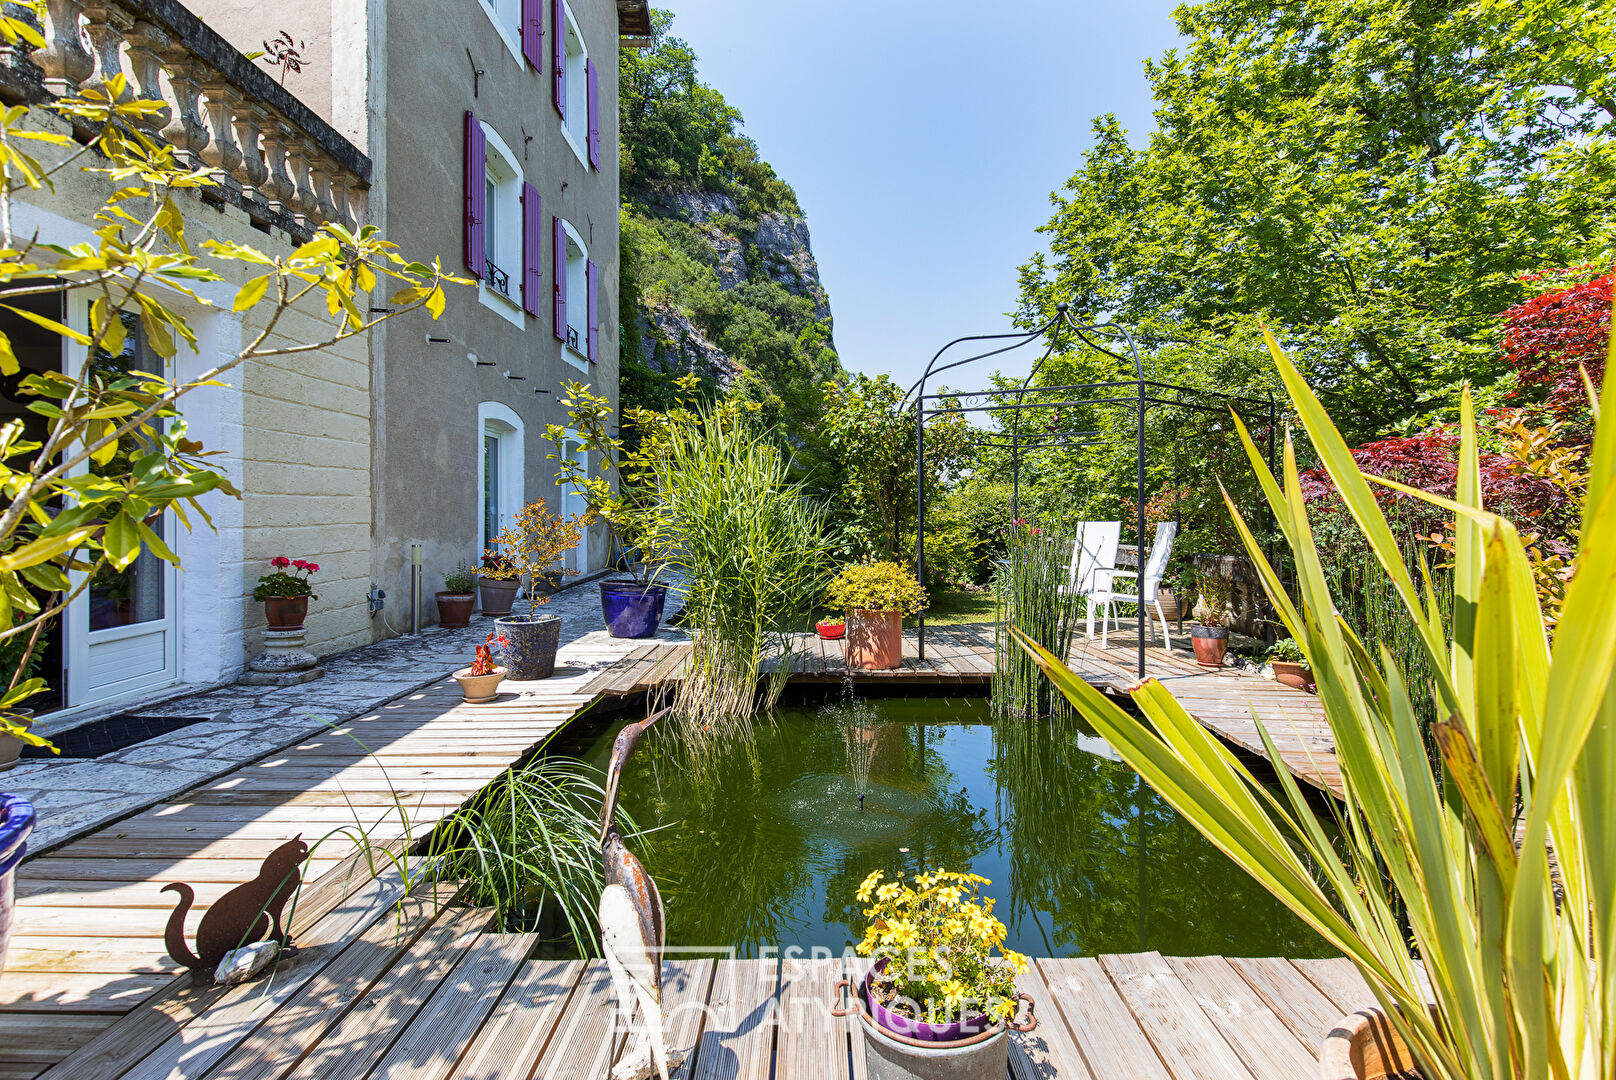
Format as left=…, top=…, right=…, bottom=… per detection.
left=583, top=624, right=1341, bottom=798
left=30, top=918, right=1381, bottom=1080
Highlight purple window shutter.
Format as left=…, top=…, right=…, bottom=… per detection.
left=463, top=111, right=485, bottom=279
left=586, top=258, right=598, bottom=361
left=551, top=0, right=566, bottom=117
left=520, top=0, right=543, bottom=70
left=586, top=58, right=601, bottom=171
left=552, top=215, right=567, bottom=340
left=521, top=183, right=542, bottom=317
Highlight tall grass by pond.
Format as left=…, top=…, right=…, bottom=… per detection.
left=661, top=420, right=833, bottom=728
left=993, top=533, right=1080, bottom=719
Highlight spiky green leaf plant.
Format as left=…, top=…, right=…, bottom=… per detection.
left=1014, top=322, right=1616, bottom=1080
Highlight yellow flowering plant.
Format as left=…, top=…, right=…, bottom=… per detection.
left=826, top=561, right=928, bottom=616
left=853, top=869, right=1029, bottom=1027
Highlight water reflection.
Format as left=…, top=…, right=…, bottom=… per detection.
left=569, top=694, right=1333, bottom=959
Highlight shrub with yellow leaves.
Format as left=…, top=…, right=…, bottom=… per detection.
left=853, top=868, right=1027, bottom=1028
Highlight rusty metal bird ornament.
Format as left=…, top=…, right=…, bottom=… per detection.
left=599, top=708, right=677, bottom=1080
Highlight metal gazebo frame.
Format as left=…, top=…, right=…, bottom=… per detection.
left=906, top=304, right=1279, bottom=679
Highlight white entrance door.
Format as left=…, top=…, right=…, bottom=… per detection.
left=66, top=312, right=180, bottom=707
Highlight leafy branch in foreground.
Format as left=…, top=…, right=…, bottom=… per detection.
left=1017, top=316, right=1616, bottom=1080
left=0, top=29, right=465, bottom=743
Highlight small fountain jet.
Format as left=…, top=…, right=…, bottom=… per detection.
left=599, top=708, right=677, bottom=1080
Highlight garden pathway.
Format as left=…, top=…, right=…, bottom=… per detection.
left=0, top=584, right=687, bottom=1079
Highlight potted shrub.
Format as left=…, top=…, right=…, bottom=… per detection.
left=834, top=868, right=1034, bottom=1079
left=545, top=383, right=682, bottom=639
left=477, top=551, right=520, bottom=617
left=483, top=501, right=585, bottom=680
left=1188, top=571, right=1231, bottom=667
left=826, top=561, right=928, bottom=671
left=252, top=557, right=319, bottom=630
left=0, top=793, right=34, bottom=970
left=452, top=632, right=507, bottom=703
left=435, top=560, right=478, bottom=629
left=815, top=616, right=845, bottom=640
left=1266, top=636, right=1313, bottom=690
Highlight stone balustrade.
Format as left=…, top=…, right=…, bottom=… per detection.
left=1, top=0, right=370, bottom=238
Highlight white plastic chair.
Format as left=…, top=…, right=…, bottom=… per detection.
left=1057, top=521, right=1121, bottom=640
left=1091, top=521, right=1178, bottom=648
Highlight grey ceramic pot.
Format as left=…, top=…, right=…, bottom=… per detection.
left=494, top=614, right=562, bottom=680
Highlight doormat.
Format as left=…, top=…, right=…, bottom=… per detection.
left=22, top=714, right=211, bottom=760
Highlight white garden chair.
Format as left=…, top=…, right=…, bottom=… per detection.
left=1090, top=521, right=1178, bottom=648
left=1058, top=521, right=1121, bottom=639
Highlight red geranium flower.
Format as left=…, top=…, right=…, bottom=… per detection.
left=271, top=556, right=290, bottom=569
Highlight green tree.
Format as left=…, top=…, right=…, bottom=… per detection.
left=1020, top=0, right=1616, bottom=441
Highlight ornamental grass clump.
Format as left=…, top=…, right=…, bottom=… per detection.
left=1016, top=322, right=1616, bottom=1080
left=854, top=869, right=1029, bottom=1028
left=825, top=561, right=928, bottom=615
left=992, top=524, right=1077, bottom=719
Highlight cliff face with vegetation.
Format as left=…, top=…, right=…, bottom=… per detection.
left=618, top=12, right=841, bottom=434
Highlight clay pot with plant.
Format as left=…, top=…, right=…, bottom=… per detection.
left=826, top=561, right=928, bottom=671
left=483, top=501, right=586, bottom=680
left=1189, top=570, right=1231, bottom=667
left=452, top=631, right=507, bottom=703
left=1267, top=636, right=1313, bottom=690
left=253, top=557, right=319, bottom=631
left=477, top=551, right=520, bottom=617
left=833, top=868, right=1034, bottom=1080
left=434, top=560, right=478, bottom=629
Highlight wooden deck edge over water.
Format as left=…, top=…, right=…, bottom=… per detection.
left=584, top=625, right=1342, bottom=799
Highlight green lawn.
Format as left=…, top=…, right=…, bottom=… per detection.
left=921, top=587, right=997, bottom=626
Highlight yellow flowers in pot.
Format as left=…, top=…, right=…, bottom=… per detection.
left=854, top=869, right=1027, bottom=1025
left=826, top=561, right=929, bottom=616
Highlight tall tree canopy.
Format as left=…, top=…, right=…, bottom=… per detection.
left=1018, top=0, right=1616, bottom=441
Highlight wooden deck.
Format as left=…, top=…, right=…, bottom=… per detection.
left=28, top=875, right=1382, bottom=1080
left=0, top=634, right=638, bottom=1080
left=584, top=624, right=1341, bottom=798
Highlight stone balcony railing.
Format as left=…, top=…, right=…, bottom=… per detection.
left=0, top=0, right=369, bottom=238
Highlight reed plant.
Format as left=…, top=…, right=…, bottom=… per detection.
left=1017, top=325, right=1616, bottom=1080
left=423, top=756, right=628, bottom=952
left=993, top=524, right=1080, bottom=719
left=660, top=418, right=834, bottom=726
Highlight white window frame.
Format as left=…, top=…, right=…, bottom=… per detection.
left=477, top=0, right=525, bottom=63
left=560, top=218, right=589, bottom=370
left=559, top=2, right=589, bottom=167
left=559, top=431, right=589, bottom=573
left=477, top=123, right=526, bottom=329
left=478, top=402, right=525, bottom=556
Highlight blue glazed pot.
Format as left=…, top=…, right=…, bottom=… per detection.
left=0, top=794, right=35, bottom=971
left=599, top=580, right=666, bottom=639
left=494, top=614, right=562, bottom=680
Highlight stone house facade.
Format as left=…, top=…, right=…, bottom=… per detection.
left=2, top=0, right=645, bottom=719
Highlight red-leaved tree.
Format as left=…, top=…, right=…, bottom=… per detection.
left=1501, top=268, right=1612, bottom=421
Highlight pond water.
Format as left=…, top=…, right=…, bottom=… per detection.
left=562, top=690, right=1335, bottom=959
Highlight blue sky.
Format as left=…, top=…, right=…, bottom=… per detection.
left=657, top=0, right=1185, bottom=391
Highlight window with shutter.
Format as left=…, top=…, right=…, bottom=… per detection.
left=522, top=183, right=542, bottom=318
left=552, top=215, right=567, bottom=340
left=520, top=0, right=542, bottom=69
left=586, top=258, right=598, bottom=361
left=586, top=58, right=600, bottom=171
left=551, top=0, right=566, bottom=117
left=463, top=111, right=485, bottom=280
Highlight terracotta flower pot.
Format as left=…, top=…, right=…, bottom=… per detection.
left=846, top=608, right=902, bottom=670
left=1319, top=1008, right=1423, bottom=1080
left=435, top=592, right=475, bottom=629
left=452, top=666, right=506, bottom=704
left=478, top=577, right=519, bottom=617
left=1190, top=625, right=1229, bottom=667
left=263, top=595, right=308, bottom=631
left=1271, top=659, right=1313, bottom=690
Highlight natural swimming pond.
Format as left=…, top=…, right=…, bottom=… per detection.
left=562, top=690, right=1336, bottom=959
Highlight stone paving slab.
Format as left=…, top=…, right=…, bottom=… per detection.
left=6, top=578, right=686, bottom=851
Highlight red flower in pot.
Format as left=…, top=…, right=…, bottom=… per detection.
left=253, top=556, right=320, bottom=630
